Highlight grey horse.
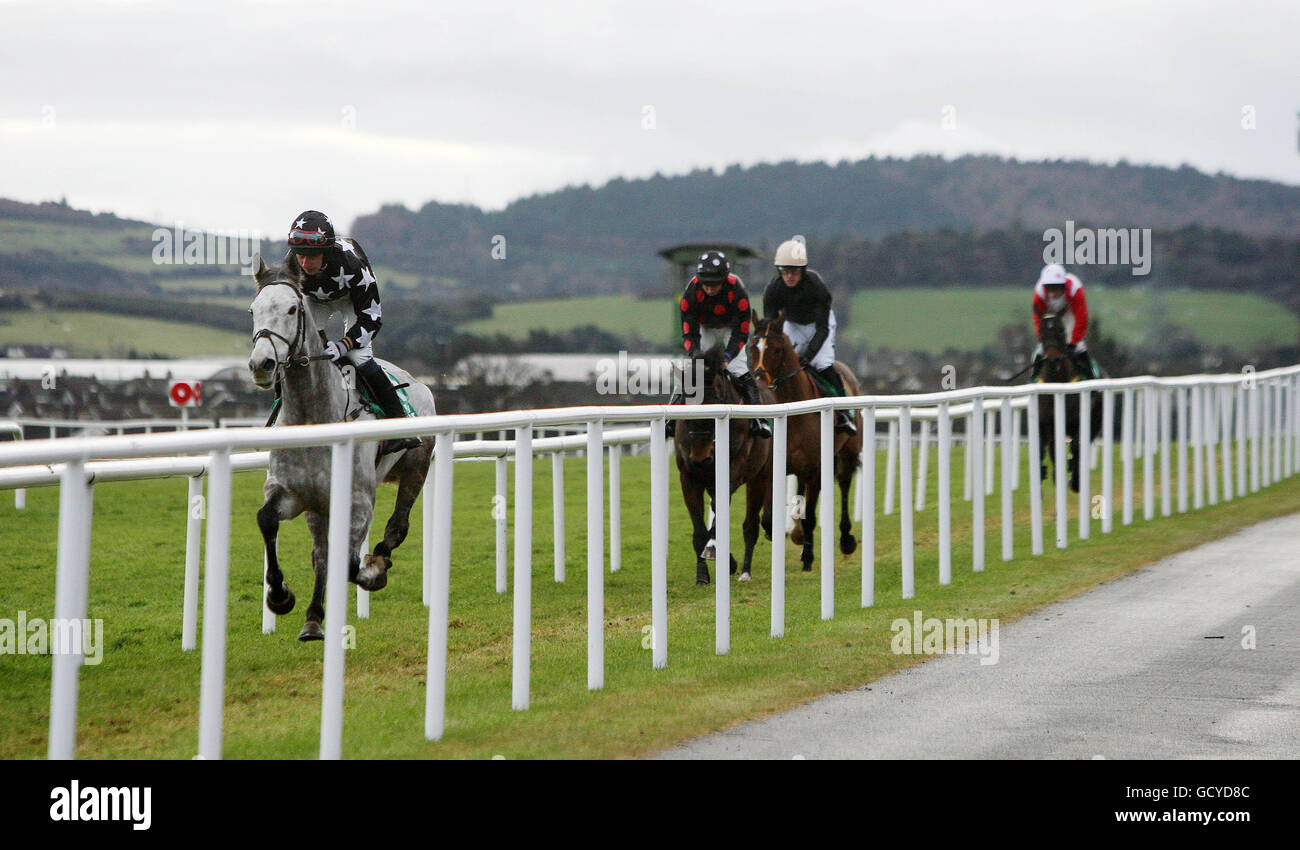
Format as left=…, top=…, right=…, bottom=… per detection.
left=247, top=257, right=436, bottom=641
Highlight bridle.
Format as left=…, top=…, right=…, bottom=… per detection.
left=250, top=279, right=332, bottom=374
left=752, top=321, right=805, bottom=391
left=684, top=360, right=739, bottom=440
left=1037, top=312, right=1077, bottom=380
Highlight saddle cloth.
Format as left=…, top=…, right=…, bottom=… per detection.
left=342, top=364, right=417, bottom=421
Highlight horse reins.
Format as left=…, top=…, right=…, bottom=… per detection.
left=251, top=279, right=333, bottom=372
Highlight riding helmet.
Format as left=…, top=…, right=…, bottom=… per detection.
left=1037, top=263, right=1068, bottom=288
left=695, top=250, right=730, bottom=284
left=773, top=238, right=807, bottom=267
left=287, top=210, right=336, bottom=255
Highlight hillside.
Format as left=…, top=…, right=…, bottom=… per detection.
left=354, top=155, right=1300, bottom=300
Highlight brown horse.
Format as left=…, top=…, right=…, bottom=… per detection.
left=1036, top=311, right=1105, bottom=493
left=749, top=313, right=862, bottom=571
left=674, top=345, right=772, bottom=585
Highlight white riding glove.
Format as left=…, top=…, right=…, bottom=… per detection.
left=324, top=340, right=348, bottom=363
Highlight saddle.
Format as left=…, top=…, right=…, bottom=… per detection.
left=264, top=363, right=415, bottom=427
left=344, top=364, right=416, bottom=422
left=806, top=369, right=839, bottom=397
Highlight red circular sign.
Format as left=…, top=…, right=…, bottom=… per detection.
left=168, top=381, right=201, bottom=407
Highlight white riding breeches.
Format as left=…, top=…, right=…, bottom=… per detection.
left=309, top=297, right=374, bottom=365
left=783, top=311, right=836, bottom=371
left=699, top=326, right=750, bottom=377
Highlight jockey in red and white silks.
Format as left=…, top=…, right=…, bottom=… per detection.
left=1031, top=263, right=1098, bottom=379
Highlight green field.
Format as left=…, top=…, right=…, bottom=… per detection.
left=0, top=309, right=249, bottom=357
left=845, top=287, right=1300, bottom=353
left=460, top=289, right=1300, bottom=354
left=462, top=294, right=676, bottom=341
left=1, top=217, right=437, bottom=296
left=2, top=438, right=1297, bottom=759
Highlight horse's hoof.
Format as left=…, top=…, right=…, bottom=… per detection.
left=298, top=621, right=324, bottom=642
left=696, top=562, right=711, bottom=586
left=729, top=555, right=737, bottom=575
left=356, top=554, right=391, bottom=592
left=840, top=535, right=858, bottom=555
left=738, top=571, right=752, bottom=583
left=266, top=585, right=296, bottom=616
left=801, top=563, right=813, bottom=572
left=701, top=541, right=716, bottom=561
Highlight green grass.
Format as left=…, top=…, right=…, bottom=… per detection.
left=845, top=287, right=1300, bottom=353
left=459, top=289, right=1300, bottom=355
left=1, top=437, right=1297, bottom=759
left=0, top=220, right=156, bottom=269
left=0, top=309, right=250, bottom=357
left=462, top=295, right=676, bottom=342
left=1, top=218, right=436, bottom=297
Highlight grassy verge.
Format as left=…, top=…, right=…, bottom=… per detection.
left=1, top=442, right=1296, bottom=759
left=0, top=310, right=249, bottom=357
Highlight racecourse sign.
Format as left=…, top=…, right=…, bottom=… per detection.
left=167, top=380, right=202, bottom=408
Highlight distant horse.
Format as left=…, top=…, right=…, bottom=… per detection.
left=674, top=345, right=772, bottom=586
left=749, top=313, right=861, bottom=571
left=1035, top=311, right=1105, bottom=492
left=247, top=257, right=436, bottom=641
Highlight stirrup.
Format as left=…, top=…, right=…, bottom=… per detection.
left=750, top=418, right=772, bottom=438
left=835, top=411, right=857, bottom=435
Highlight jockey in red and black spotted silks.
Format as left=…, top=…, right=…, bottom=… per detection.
left=680, top=274, right=752, bottom=365
left=667, top=250, right=770, bottom=439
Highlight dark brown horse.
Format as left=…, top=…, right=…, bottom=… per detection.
left=749, top=313, right=862, bottom=571
left=674, top=345, right=772, bottom=585
left=1035, top=311, right=1105, bottom=492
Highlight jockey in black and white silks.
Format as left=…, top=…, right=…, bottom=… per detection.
left=761, top=239, right=857, bottom=435
left=284, top=209, right=419, bottom=455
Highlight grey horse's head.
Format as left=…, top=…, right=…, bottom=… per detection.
left=248, top=256, right=311, bottom=389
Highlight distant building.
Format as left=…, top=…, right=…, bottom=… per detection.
left=0, top=357, right=246, bottom=382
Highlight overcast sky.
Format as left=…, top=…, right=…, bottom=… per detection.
left=1, top=0, right=1296, bottom=239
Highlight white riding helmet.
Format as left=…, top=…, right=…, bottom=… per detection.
left=774, top=239, right=808, bottom=267
left=1037, top=263, right=1068, bottom=287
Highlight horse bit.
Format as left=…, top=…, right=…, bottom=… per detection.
left=250, top=279, right=332, bottom=374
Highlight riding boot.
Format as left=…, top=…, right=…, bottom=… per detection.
left=817, top=366, right=858, bottom=435
left=1074, top=349, right=1099, bottom=380
left=356, top=359, right=420, bottom=456
left=1030, top=353, right=1044, bottom=382
left=664, top=391, right=683, bottom=438
left=733, top=373, right=772, bottom=439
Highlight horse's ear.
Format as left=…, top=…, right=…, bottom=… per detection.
left=252, top=254, right=272, bottom=289
left=279, top=254, right=303, bottom=286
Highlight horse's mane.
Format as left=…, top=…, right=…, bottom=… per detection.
left=702, top=344, right=727, bottom=373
